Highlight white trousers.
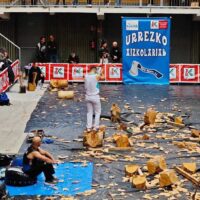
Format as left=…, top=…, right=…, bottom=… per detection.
left=86, top=95, right=101, bottom=129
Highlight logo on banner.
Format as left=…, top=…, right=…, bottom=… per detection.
left=170, top=67, right=177, bottom=79
left=72, top=67, right=84, bottom=79
left=126, top=20, right=138, bottom=30
left=39, top=66, right=46, bottom=76
left=159, top=20, right=168, bottom=29
left=184, top=68, right=195, bottom=79
left=150, top=20, right=159, bottom=29
left=109, top=67, right=120, bottom=78
left=53, top=67, right=64, bottom=78
left=129, top=61, right=163, bottom=79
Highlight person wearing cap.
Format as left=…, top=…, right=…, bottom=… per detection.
left=23, top=137, right=59, bottom=184
left=84, top=66, right=102, bottom=132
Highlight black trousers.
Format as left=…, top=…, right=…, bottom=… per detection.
left=25, top=161, right=55, bottom=182
left=35, top=75, right=45, bottom=86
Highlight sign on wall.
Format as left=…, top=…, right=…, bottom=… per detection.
left=122, top=17, right=171, bottom=84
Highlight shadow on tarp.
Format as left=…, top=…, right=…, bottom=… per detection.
left=6, top=162, right=93, bottom=196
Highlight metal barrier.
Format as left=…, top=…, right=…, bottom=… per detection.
left=0, top=0, right=199, bottom=7
left=0, top=33, right=21, bottom=65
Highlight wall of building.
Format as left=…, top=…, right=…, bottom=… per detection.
left=0, top=13, right=199, bottom=65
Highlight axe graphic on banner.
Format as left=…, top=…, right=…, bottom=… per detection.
left=129, top=61, right=163, bottom=79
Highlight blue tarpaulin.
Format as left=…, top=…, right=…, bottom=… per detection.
left=4, top=162, right=93, bottom=196
left=122, top=17, right=171, bottom=85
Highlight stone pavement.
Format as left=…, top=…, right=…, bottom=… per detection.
left=0, top=82, right=46, bottom=154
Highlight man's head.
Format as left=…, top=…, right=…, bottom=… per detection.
left=49, top=35, right=55, bottom=42
left=102, top=42, right=107, bottom=48
left=32, top=136, right=42, bottom=148
left=40, top=36, right=46, bottom=44
left=89, top=66, right=97, bottom=73
left=32, top=62, right=38, bottom=68
left=112, top=41, right=118, bottom=47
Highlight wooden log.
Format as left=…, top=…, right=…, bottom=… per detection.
left=28, top=72, right=37, bottom=91
left=110, top=103, right=121, bottom=123
left=115, top=134, right=131, bottom=148
left=174, top=116, right=184, bottom=124
left=125, top=165, right=139, bottom=177
left=167, top=121, right=185, bottom=128
left=83, top=130, right=103, bottom=148
left=132, top=175, right=146, bottom=189
left=175, top=166, right=200, bottom=186
left=182, top=163, right=196, bottom=174
left=50, top=79, right=68, bottom=88
left=147, top=156, right=167, bottom=174
left=191, top=129, right=200, bottom=138
left=144, top=108, right=157, bottom=125
left=58, top=91, right=74, bottom=99
left=159, top=169, right=178, bottom=187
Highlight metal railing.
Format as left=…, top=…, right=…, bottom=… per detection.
left=0, top=0, right=199, bottom=7
left=0, top=33, right=21, bottom=67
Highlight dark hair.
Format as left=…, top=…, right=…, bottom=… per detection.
left=40, top=36, right=45, bottom=41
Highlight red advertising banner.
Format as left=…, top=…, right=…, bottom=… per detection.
left=87, top=64, right=106, bottom=82
left=170, top=64, right=180, bottom=83
left=37, top=63, right=50, bottom=81
left=69, top=64, right=87, bottom=81
left=0, top=60, right=20, bottom=93
left=106, top=63, right=122, bottom=82
left=50, top=63, right=68, bottom=80
left=180, top=64, right=199, bottom=83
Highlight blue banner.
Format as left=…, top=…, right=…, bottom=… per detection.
left=122, top=17, right=171, bottom=85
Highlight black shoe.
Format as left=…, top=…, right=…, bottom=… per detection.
left=45, top=178, right=59, bottom=185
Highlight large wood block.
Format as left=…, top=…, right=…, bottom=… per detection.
left=125, top=165, right=139, bottom=177
left=132, top=175, right=146, bottom=189
left=159, top=169, right=178, bottom=187
left=110, top=103, right=121, bottom=123
left=83, top=130, right=104, bottom=148
left=182, top=163, right=196, bottom=174
left=147, top=156, right=167, bottom=174
left=144, top=108, right=157, bottom=125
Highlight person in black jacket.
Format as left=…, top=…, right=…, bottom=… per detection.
left=110, top=41, right=121, bottom=63
left=68, top=51, right=79, bottom=63
left=36, top=36, right=47, bottom=63
left=28, top=63, right=45, bottom=86
left=47, top=35, right=58, bottom=63
left=99, top=41, right=109, bottom=64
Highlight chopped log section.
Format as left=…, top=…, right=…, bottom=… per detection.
left=147, top=156, right=167, bottom=174
left=174, top=116, right=184, bottom=124
left=113, top=134, right=131, bottom=148
left=191, top=129, right=200, bottom=138
left=132, top=175, right=147, bottom=189
left=110, top=103, right=121, bottom=123
left=182, top=163, right=196, bottom=174
left=144, top=108, right=157, bottom=125
left=50, top=80, right=68, bottom=88
left=58, top=91, right=74, bottom=99
left=159, top=169, right=178, bottom=187
left=83, top=130, right=104, bottom=148
left=125, top=165, right=139, bottom=177
left=175, top=166, right=200, bottom=186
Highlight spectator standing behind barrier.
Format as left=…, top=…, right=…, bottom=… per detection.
left=99, top=41, right=109, bottom=64
left=28, top=63, right=45, bottom=87
left=68, top=51, right=79, bottom=63
left=36, top=36, right=47, bottom=63
left=47, top=35, right=58, bottom=63
left=110, top=41, right=121, bottom=63
left=23, top=137, right=59, bottom=184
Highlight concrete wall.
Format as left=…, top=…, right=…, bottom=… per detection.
left=0, top=13, right=199, bottom=65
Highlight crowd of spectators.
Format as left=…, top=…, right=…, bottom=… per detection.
left=34, top=35, right=121, bottom=64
